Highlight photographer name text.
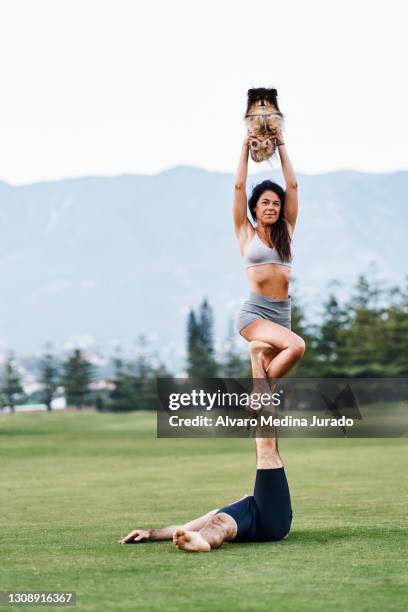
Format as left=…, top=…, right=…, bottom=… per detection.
left=168, top=415, right=354, bottom=428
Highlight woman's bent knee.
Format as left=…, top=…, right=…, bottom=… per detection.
left=291, top=337, right=306, bottom=359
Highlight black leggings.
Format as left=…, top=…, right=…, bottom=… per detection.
left=216, top=467, right=293, bottom=542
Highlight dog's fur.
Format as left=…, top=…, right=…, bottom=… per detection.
left=244, top=88, right=284, bottom=163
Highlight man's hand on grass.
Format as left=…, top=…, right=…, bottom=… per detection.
left=118, top=529, right=150, bottom=544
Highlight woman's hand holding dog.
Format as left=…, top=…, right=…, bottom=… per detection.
left=243, top=132, right=254, bottom=148
left=245, top=129, right=283, bottom=146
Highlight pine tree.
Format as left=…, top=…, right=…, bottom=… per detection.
left=220, top=318, right=249, bottom=377
left=109, top=356, right=135, bottom=411
left=186, top=311, right=199, bottom=374
left=345, top=272, right=385, bottom=377
left=198, top=298, right=219, bottom=376
left=61, top=348, right=94, bottom=410
left=314, top=293, right=349, bottom=377
left=186, top=299, right=219, bottom=377
left=379, top=279, right=408, bottom=376
left=199, top=299, right=214, bottom=353
left=0, top=351, right=24, bottom=413
left=39, top=343, right=59, bottom=411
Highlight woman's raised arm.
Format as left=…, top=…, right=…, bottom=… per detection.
left=233, top=134, right=251, bottom=241
left=276, top=130, right=298, bottom=234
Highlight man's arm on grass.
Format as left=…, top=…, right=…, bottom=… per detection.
left=119, top=526, right=180, bottom=543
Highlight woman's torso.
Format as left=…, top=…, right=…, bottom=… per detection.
left=242, top=224, right=292, bottom=299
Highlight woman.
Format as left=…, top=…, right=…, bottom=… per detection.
left=233, top=130, right=305, bottom=379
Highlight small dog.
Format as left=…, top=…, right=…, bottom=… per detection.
left=244, top=88, right=284, bottom=163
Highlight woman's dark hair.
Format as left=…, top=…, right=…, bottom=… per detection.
left=248, top=180, right=291, bottom=262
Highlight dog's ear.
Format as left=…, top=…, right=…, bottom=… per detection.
left=247, top=88, right=265, bottom=101
left=265, top=88, right=278, bottom=103
left=266, top=88, right=281, bottom=112
left=247, top=87, right=279, bottom=103
left=246, top=88, right=263, bottom=116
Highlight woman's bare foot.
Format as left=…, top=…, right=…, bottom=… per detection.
left=250, top=340, right=274, bottom=377
left=247, top=341, right=278, bottom=419
left=172, top=529, right=211, bottom=552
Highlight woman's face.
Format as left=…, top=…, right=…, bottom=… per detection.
left=254, top=190, right=281, bottom=225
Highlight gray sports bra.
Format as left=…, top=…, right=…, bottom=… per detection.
left=244, top=231, right=293, bottom=268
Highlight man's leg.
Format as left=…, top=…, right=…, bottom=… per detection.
left=173, top=442, right=286, bottom=552
left=119, top=508, right=219, bottom=544
left=255, top=435, right=282, bottom=468
left=120, top=497, right=248, bottom=544
left=173, top=341, right=284, bottom=553
left=173, top=512, right=237, bottom=552
left=250, top=340, right=283, bottom=462
left=173, top=496, right=250, bottom=552
left=250, top=342, right=293, bottom=539
left=252, top=445, right=292, bottom=541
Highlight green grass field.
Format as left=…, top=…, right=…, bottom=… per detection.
left=1, top=411, right=407, bottom=611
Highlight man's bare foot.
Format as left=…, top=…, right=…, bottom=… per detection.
left=172, top=529, right=211, bottom=552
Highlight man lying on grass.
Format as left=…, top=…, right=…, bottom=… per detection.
left=119, top=343, right=293, bottom=552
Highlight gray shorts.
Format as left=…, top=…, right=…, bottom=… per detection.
left=235, top=291, right=291, bottom=333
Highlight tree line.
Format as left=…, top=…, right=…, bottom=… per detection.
left=0, top=342, right=170, bottom=413
left=186, top=271, right=408, bottom=379
left=1, top=271, right=407, bottom=413
left=1, top=345, right=95, bottom=413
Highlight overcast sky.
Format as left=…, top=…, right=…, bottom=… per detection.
left=0, top=0, right=407, bottom=184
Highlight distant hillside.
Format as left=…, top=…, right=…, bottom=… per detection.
left=0, top=167, right=406, bottom=362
